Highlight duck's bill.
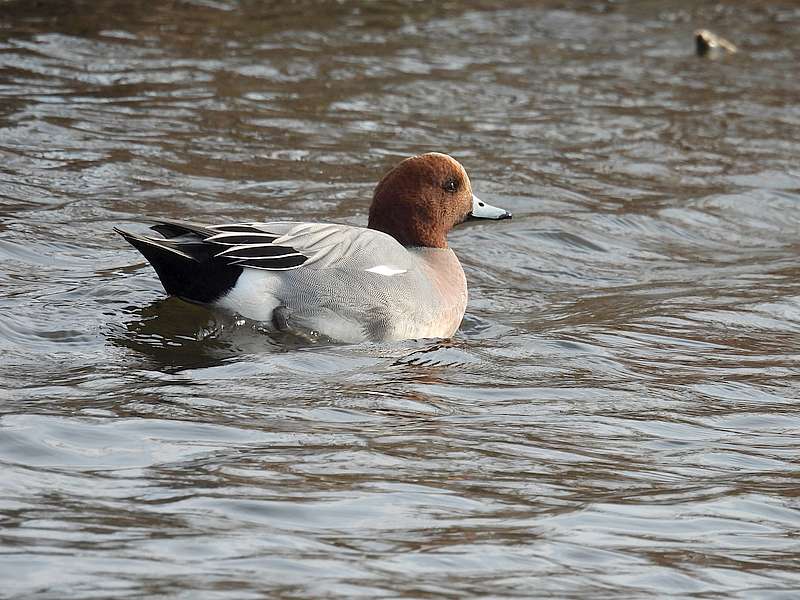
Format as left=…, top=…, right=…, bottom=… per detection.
left=469, top=194, right=512, bottom=220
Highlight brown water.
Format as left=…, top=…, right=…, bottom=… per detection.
left=1, top=1, right=799, bottom=597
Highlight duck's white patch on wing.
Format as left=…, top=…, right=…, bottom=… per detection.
left=365, top=265, right=407, bottom=276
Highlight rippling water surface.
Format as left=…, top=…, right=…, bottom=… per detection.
left=1, top=1, right=799, bottom=597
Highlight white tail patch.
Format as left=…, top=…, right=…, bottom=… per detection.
left=365, top=265, right=407, bottom=277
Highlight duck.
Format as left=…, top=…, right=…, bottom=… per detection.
left=695, top=29, right=737, bottom=57
left=115, top=152, right=511, bottom=343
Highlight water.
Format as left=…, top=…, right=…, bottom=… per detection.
left=1, top=1, right=799, bottom=597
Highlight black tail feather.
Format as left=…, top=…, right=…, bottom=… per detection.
left=146, top=219, right=218, bottom=239
left=115, top=227, right=242, bottom=304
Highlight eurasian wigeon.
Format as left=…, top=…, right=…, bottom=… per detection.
left=694, top=29, right=737, bottom=57
left=116, top=152, right=511, bottom=343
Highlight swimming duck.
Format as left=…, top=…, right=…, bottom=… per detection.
left=116, top=152, right=511, bottom=343
left=695, top=29, right=737, bottom=57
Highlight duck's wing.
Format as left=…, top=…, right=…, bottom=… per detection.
left=139, top=219, right=309, bottom=271
left=118, top=218, right=404, bottom=272
left=204, top=220, right=403, bottom=270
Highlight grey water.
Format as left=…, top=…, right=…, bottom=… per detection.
left=1, top=1, right=799, bottom=598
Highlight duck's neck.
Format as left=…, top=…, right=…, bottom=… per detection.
left=367, top=209, right=448, bottom=248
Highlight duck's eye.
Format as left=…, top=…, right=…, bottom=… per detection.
left=442, top=178, right=459, bottom=193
